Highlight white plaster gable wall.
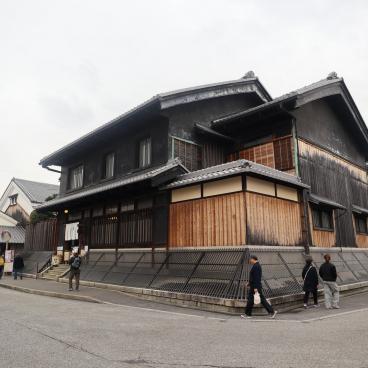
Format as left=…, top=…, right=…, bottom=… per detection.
left=0, top=181, right=35, bottom=216
left=0, top=211, right=18, bottom=226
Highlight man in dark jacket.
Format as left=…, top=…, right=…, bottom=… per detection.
left=241, top=255, right=277, bottom=319
left=68, top=251, right=82, bottom=291
left=302, top=256, right=319, bottom=308
left=13, top=254, right=24, bottom=280
left=319, top=254, right=339, bottom=309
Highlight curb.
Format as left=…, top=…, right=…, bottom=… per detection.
left=0, top=283, right=104, bottom=304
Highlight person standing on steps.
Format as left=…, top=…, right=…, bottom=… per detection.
left=68, top=250, right=82, bottom=291
left=241, top=255, right=277, bottom=319
left=302, top=256, right=319, bottom=308
left=319, top=254, right=340, bottom=309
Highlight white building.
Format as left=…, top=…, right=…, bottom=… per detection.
left=0, top=178, right=59, bottom=225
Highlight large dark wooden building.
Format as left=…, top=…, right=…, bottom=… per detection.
left=38, top=72, right=368, bottom=251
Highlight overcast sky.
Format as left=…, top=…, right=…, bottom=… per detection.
left=1, top=0, right=367, bottom=194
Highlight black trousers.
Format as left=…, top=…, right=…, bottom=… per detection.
left=303, top=289, right=318, bottom=305
left=245, top=288, right=274, bottom=316
left=69, top=269, right=80, bottom=290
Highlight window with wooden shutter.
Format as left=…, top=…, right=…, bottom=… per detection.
left=172, top=137, right=202, bottom=171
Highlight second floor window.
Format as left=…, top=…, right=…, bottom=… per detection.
left=172, top=137, right=202, bottom=171
left=355, top=214, right=368, bottom=234
left=69, top=165, right=84, bottom=190
left=139, top=137, right=151, bottom=168
left=103, top=152, right=115, bottom=179
left=9, top=194, right=18, bottom=206
left=311, top=206, right=334, bottom=231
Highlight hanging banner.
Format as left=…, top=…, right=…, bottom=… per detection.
left=65, top=222, right=79, bottom=241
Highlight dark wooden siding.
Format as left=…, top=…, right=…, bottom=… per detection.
left=298, top=139, right=368, bottom=246
left=294, top=98, right=366, bottom=166
left=24, top=219, right=58, bottom=251
left=59, top=117, right=169, bottom=196
left=202, top=143, right=225, bottom=168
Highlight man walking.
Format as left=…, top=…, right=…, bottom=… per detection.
left=319, top=254, right=340, bottom=309
left=13, top=253, right=24, bottom=280
left=68, top=250, right=82, bottom=291
left=241, top=255, right=277, bottom=319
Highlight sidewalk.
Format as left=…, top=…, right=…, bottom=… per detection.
left=0, top=275, right=187, bottom=311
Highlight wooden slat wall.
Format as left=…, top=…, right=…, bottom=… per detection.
left=202, top=143, right=225, bottom=168
left=299, top=139, right=368, bottom=246
left=169, top=192, right=246, bottom=247
left=311, top=230, right=336, bottom=248
left=246, top=192, right=303, bottom=246
left=351, top=214, right=368, bottom=248
left=24, top=219, right=58, bottom=251
left=356, top=235, right=368, bottom=248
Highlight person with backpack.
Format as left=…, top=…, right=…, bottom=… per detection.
left=302, top=256, right=319, bottom=308
left=13, top=253, right=25, bottom=280
left=68, top=250, right=82, bottom=291
left=0, top=254, right=4, bottom=280
left=319, top=254, right=340, bottom=309
left=241, top=255, right=278, bottom=319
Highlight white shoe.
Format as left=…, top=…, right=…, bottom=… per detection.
left=332, top=305, right=340, bottom=309
left=303, top=304, right=308, bottom=309
left=240, top=314, right=252, bottom=319
left=269, top=311, right=278, bottom=319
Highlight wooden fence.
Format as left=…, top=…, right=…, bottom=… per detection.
left=24, top=219, right=58, bottom=251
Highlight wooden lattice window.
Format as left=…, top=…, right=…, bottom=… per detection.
left=227, top=136, right=294, bottom=172
left=274, top=137, right=294, bottom=171
left=236, top=142, right=275, bottom=168
left=173, top=137, right=202, bottom=171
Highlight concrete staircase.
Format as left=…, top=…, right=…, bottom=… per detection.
left=41, top=264, right=70, bottom=281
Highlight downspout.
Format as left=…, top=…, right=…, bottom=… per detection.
left=44, top=166, right=61, bottom=174
left=281, top=106, right=311, bottom=253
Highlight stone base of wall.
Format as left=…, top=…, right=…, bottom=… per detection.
left=58, top=277, right=368, bottom=315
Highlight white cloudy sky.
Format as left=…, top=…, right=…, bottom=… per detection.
left=1, top=0, right=367, bottom=193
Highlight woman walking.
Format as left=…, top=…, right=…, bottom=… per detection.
left=302, top=256, right=319, bottom=308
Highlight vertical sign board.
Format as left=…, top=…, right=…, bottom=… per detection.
left=4, top=250, right=14, bottom=272
left=1, top=231, right=13, bottom=273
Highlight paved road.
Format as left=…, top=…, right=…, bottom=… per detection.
left=1, top=288, right=368, bottom=368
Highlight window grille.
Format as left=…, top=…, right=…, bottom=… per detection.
left=103, top=153, right=115, bottom=179
left=355, top=214, right=368, bottom=234
left=311, top=206, right=334, bottom=230
left=69, top=165, right=84, bottom=190
left=172, top=137, right=202, bottom=171
left=139, top=137, right=152, bottom=168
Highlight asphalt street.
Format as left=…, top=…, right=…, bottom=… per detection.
left=0, top=287, right=368, bottom=368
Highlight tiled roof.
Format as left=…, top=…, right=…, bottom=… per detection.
left=163, top=160, right=309, bottom=189
left=212, top=77, right=343, bottom=126
left=309, top=193, right=346, bottom=210
left=352, top=204, right=368, bottom=216
left=13, top=178, right=59, bottom=204
left=37, top=159, right=187, bottom=210
left=0, top=226, right=25, bottom=244
left=39, top=76, right=271, bottom=166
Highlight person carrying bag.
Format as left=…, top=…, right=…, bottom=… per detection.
left=302, top=256, right=319, bottom=308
